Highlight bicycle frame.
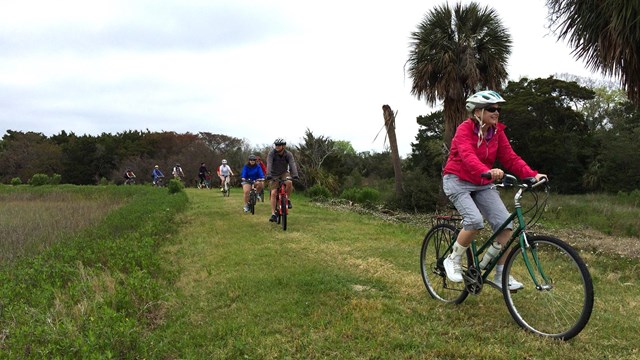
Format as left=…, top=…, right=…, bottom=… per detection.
left=275, top=179, right=288, bottom=217
left=443, top=176, right=551, bottom=290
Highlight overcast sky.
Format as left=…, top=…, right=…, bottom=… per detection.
left=0, top=0, right=606, bottom=156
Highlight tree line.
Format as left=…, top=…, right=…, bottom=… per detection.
left=1, top=76, right=638, bottom=211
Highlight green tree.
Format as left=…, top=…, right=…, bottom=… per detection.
left=501, top=77, right=595, bottom=193
left=295, top=129, right=337, bottom=191
left=407, top=2, right=511, bottom=148
left=0, top=131, right=63, bottom=183
left=584, top=97, right=640, bottom=192
left=546, top=0, right=640, bottom=105
left=408, top=110, right=446, bottom=178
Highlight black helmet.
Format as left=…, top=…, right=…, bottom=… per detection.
left=274, top=138, right=286, bottom=146
left=248, top=154, right=257, bottom=161
left=175, top=163, right=180, bottom=167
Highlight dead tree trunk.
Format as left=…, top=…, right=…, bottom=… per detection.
left=382, top=104, right=403, bottom=198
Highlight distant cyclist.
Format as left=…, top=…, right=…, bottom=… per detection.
left=241, top=155, right=265, bottom=212
left=255, top=155, right=267, bottom=176
left=152, top=165, right=165, bottom=186
left=265, top=139, right=299, bottom=222
left=172, top=163, right=185, bottom=180
left=123, top=169, right=136, bottom=185
left=198, top=162, right=209, bottom=188
left=217, top=159, right=234, bottom=191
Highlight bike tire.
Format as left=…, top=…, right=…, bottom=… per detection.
left=503, top=235, right=594, bottom=340
left=249, top=190, right=256, bottom=215
left=280, top=195, right=287, bottom=231
left=420, top=224, right=471, bottom=304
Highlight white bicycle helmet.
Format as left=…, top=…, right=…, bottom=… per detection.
left=221, top=159, right=227, bottom=164
left=465, top=90, right=506, bottom=112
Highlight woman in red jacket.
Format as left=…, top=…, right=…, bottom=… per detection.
left=442, top=90, right=546, bottom=291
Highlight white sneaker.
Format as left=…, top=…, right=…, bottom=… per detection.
left=493, top=273, right=524, bottom=291
left=443, top=255, right=463, bottom=282
left=243, top=205, right=249, bottom=212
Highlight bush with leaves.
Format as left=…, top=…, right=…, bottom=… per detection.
left=29, top=173, right=50, bottom=186
left=306, top=184, right=331, bottom=199
left=341, top=187, right=381, bottom=204
left=388, top=170, right=440, bottom=213
left=51, top=173, right=62, bottom=185
left=167, top=178, right=185, bottom=194
left=10, top=177, right=22, bottom=185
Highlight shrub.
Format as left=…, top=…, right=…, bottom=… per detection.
left=29, top=173, right=50, bottom=186
left=167, top=178, right=185, bottom=194
left=10, top=177, right=22, bottom=185
left=340, top=188, right=358, bottom=202
left=306, top=184, right=332, bottom=199
left=99, top=177, right=109, bottom=186
left=357, top=187, right=380, bottom=203
left=340, top=187, right=381, bottom=204
left=389, top=170, right=440, bottom=212
left=50, top=174, right=62, bottom=185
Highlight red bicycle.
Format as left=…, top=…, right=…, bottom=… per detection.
left=273, top=177, right=291, bottom=231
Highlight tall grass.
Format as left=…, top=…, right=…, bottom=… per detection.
left=0, top=189, right=122, bottom=263
left=0, top=185, right=188, bottom=358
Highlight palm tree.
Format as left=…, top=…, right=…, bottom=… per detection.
left=406, top=2, right=511, bottom=148
left=546, top=0, right=640, bottom=105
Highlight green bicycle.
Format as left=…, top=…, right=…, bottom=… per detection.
left=420, top=174, right=593, bottom=340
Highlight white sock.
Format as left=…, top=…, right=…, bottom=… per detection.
left=450, top=242, right=468, bottom=258
left=495, top=264, right=504, bottom=276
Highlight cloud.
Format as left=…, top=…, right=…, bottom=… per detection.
left=0, top=0, right=609, bottom=157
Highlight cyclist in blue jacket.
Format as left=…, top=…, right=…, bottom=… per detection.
left=241, top=155, right=265, bottom=212
left=152, top=165, right=165, bottom=186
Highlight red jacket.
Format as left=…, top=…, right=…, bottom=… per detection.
left=443, top=119, right=537, bottom=185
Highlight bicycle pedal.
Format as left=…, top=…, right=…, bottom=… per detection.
left=486, top=280, right=518, bottom=293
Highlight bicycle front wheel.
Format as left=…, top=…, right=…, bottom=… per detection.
left=420, top=224, right=470, bottom=304
left=503, top=235, right=593, bottom=340
left=280, top=195, right=287, bottom=231
left=249, top=191, right=256, bottom=215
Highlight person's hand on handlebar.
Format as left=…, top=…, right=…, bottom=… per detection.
left=535, top=173, right=548, bottom=182
left=488, top=168, right=504, bottom=181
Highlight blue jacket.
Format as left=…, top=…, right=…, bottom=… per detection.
left=241, top=164, right=265, bottom=181
left=152, top=168, right=164, bottom=180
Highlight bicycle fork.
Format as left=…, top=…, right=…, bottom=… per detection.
left=518, top=232, right=553, bottom=291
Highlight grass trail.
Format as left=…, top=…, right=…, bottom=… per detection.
left=151, top=188, right=639, bottom=359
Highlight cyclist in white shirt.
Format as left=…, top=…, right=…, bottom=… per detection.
left=217, top=159, right=234, bottom=191
left=172, top=163, right=185, bottom=180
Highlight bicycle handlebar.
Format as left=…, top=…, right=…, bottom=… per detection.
left=480, top=172, right=548, bottom=189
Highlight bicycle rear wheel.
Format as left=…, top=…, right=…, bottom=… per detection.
left=503, top=235, right=593, bottom=340
left=420, top=224, right=471, bottom=304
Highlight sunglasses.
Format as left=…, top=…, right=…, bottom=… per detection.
left=484, top=107, right=501, bottom=113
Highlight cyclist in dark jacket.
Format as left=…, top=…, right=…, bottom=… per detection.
left=198, top=162, right=209, bottom=188
left=265, top=139, right=299, bottom=222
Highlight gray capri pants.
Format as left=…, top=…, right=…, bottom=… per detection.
left=442, top=174, right=512, bottom=232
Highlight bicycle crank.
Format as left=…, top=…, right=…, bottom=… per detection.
left=462, top=267, right=483, bottom=295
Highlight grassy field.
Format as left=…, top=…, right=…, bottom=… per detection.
left=0, top=185, right=638, bottom=359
